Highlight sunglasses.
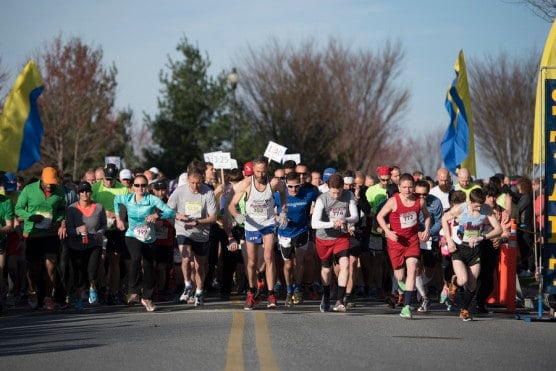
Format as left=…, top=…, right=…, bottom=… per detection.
left=78, top=189, right=92, bottom=193
left=134, top=183, right=148, bottom=188
left=379, top=178, right=389, bottom=182
left=287, top=184, right=301, bottom=189
left=414, top=192, right=428, bottom=197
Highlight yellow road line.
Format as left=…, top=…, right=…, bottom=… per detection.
left=254, top=312, right=279, bottom=371
left=225, top=312, right=245, bottom=371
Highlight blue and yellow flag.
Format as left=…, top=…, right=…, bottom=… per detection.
left=0, top=60, right=44, bottom=172
left=440, top=50, right=476, bottom=176
left=533, top=19, right=556, bottom=166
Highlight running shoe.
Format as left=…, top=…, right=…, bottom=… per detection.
left=285, top=293, right=293, bottom=307
left=333, top=300, right=346, bottom=312
left=400, top=304, right=413, bottom=319
left=179, top=287, right=192, bottom=303
left=267, top=293, right=278, bottom=309
left=440, top=287, right=449, bottom=304
left=141, top=298, right=157, bottom=312
left=194, top=292, right=204, bottom=307
left=28, top=291, right=38, bottom=309
left=319, top=296, right=330, bottom=313
left=448, top=275, right=458, bottom=301
left=75, top=298, right=83, bottom=311
left=127, top=293, right=140, bottom=306
left=89, top=288, right=98, bottom=304
left=43, top=297, right=55, bottom=312
left=244, top=291, right=256, bottom=310
left=417, top=298, right=430, bottom=313
left=460, top=308, right=472, bottom=321
left=292, top=290, right=303, bottom=305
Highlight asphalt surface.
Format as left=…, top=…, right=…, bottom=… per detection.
left=1, top=294, right=554, bottom=371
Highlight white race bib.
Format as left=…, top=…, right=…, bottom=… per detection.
left=399, top=211, right=417, bottom=229
left=133, top=225, right=152, bottom=242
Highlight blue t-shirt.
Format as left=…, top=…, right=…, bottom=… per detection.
left=274, top=187, right=318, bottom=238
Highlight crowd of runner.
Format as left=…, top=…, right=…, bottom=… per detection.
left=0, top=158, right=540, bottom=321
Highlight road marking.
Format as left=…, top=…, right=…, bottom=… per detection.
left=254, top=312, right=279, bottom=371
left=225, top=311, right=245, bottom=371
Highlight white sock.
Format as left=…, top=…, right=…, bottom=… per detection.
left=416, top=275, right=426, bottom=298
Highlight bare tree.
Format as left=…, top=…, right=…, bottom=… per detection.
left=469, top=51, right=538, bottom=176
left=510, top=0, right=556, bottom=21
left=405, top=127, right=445, bottom=177
left=37, top=35, right=121, bottom=178
left=237, top=38, right=409, bottom=174
left=0, top=56, right=10, bottom=107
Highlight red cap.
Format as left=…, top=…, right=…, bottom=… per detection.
left=376, top=166, right=392, bottom=177
left=243, top=161, right=254, bottom=176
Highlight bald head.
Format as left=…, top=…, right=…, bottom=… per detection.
left=457, top=168, right=472, bottom=189
left=436, top=167, right=452, bottom=192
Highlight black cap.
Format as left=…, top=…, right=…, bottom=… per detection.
left=153, top=179, right=169, bottom=190
left=77, top=181, right=92, bottom=193
left=103, top=164, right=118, bottom=179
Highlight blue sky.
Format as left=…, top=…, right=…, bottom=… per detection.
left=0, top=1, right=551, bottom=177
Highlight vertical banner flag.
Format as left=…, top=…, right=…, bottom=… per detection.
left=533, top=19, right=556, bottom=166
left=0, top=60, right=44, bottom=172
left=440, top=50, right=476, bottom=176
left=541, top=78, right=556, bottom=295
left=536, top=20, right=556, bottom=295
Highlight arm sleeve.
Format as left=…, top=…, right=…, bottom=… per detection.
left=311, top=198, right=334, bottom=229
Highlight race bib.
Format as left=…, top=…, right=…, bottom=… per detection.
left=34, top=211, right=53, bottom=229
left=420, top=239, right=432, bottom=250
left=278, top=235, right=292, bottom=248
left=329, top=207, right=347, bottom=222
left=399, top=211, right=417, bottom=229
left=184, top=201, right=202, bottom=219
left=133, top=224, right=152, bottom=242
left=249, top=200, right=268, bottom=216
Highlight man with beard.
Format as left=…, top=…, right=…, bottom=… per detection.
left=429, top=167, right=453, bottom=211
left=228, top=156, right=288, bottom=310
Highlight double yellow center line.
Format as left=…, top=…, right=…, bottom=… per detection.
left=225, top=312, right=279, bottom=371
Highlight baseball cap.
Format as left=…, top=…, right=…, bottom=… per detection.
left=104, top=164, right=118, bottom=179
left=119, top=168, right=133, bottom=180
left=323, top=168, right=336, bottom=182
left=148, top=167, right=160, bottom=175
left=243, top=161, right=254, bottom=176
left=152, top=178, right=169, bottom=190
left=41, top=167, right=58, bottom=185
left=77, top=181, right=92, bottom=193
left=3, top=172, right=17, bottom=192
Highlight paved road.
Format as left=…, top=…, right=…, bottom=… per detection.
left=1, top=296, right=553, bottom=370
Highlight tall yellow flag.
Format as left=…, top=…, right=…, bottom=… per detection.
left=533, top=20, right=556, bottom=165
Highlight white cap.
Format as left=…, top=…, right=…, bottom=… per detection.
left=178, top=172, right=188, bottom=187
left=119, top=168, right=133, bottom=180
left=148, top=166, right=160, bottom=175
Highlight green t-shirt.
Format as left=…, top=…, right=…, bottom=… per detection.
left=0, top=194, right=15, bottom=242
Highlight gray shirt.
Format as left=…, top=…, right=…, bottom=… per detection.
left=66, top=202, right=107, bottom=250
left=167, top=183, right=217, bottom=242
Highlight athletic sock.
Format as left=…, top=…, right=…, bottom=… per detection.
left=404, top=290, right=413, bottom=306
left=415, top=275, right=426, bottom=298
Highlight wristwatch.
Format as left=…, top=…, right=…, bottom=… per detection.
left=194, top=219, right=200, bottom=226
left=481, top=232, right=488, bottom=240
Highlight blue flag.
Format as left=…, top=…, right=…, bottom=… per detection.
left=441, top=50, right=476, bottom=176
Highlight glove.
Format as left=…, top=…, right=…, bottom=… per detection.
left=234, top=213, right=246, bottom=225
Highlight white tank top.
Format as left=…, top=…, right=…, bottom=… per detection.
left=245, top=177, right=275, bottom=231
